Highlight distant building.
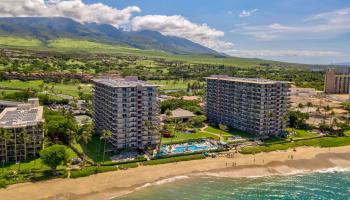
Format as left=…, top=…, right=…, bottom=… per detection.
left=93, top=76, right=160, bottom=149
left=0, top=98, right=44, bottom=162
left=205, top=75, right=290, bottom=138
left=289, top=87, right=319, bottom=97
left=324, top=68, right=350, bottom=94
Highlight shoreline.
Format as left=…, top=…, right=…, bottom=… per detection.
left=1, top=146, right=350, bottom=200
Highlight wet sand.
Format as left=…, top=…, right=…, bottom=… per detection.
left=1, top=146, right=350, bottom=200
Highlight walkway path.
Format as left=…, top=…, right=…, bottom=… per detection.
left=200, top=124, right=225, bottom=142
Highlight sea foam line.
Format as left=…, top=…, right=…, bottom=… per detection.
left=136, top=175, right=189, bottom=190
left=193, top=166, right=350, bottom=179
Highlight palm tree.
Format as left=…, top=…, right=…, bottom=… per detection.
left=78, top=124, right=93, bottom=149
left=0, top=128, right=12, bottom=162
left=323, top=105, right=332, bottom=122
left=19, top=129, right=31, bottom=161
left=306, top=102, right=313, bottom=113
left=101, top=130, right=112, bottom=163
left=13, top=131, right=19, bottom=163
left=297, top=103, right=304, bottom=111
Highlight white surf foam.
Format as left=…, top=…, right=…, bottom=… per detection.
left=136, top=175, right=189, bottom=190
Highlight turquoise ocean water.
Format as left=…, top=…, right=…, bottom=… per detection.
left=117, top=170, right=350, bottom=200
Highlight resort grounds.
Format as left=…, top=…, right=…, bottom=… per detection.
left=1, top=145, right=350, bottom=200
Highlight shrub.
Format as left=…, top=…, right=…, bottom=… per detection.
left=118, top=163, right=138, bottom=169
left=70, top=166, right=98, bottom=178
left=96, top=166, right=118, bottom=173
left=144, top=154, right=206, bottom=165
left=100, top=156, right=146, bottom=166
left=0, top=180, right=7, bottom=188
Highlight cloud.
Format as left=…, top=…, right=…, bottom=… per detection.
left=131, top=15, right=234, bottom=52
left=239, top=9, right=258, bottom=18
left=0, top=0, right=234, bottom=52
left=234, top=7, right=350, bottom=40
left=228, top=49, right=342, bottom=57
left=0, top=0, right=141, bottom=27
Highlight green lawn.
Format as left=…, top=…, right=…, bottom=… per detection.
left=73, top=136, right=112, bottom=163
left=1, top=145, right=77, bottom=171
left=344, top=131, right=350, bottom=136
left=0, top=80, right=91, bottom=97
left=240, top=136, right=350, bottom=154
left=162, top=131, right=219, bottom=144
left=287, top=128, right=320, bottom=139
left=204, top=126, right=254, bottom=141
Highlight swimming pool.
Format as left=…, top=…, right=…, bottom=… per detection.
left=157, top=140, right=218, bottom=156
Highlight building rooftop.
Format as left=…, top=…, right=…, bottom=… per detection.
left=168, top=108, right=195, bottom=119
left=0, top=100, right=22, bottom=107
left=0, top=104, right=44, bottom=128
left=206, top=75, right=289, bottom=84
left=93, top=76, right=159, bottom=87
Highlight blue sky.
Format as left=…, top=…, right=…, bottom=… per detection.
left=83, top=0, right=350, bottom=64
left=2, top=0, right=349, bottom=64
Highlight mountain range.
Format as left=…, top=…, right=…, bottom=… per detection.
left=0, top=17, right=223, bottom=56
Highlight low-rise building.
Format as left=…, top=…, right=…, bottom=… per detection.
left=0, top=100, right=22, bottom=113
left=0, top=98, right=44, bottom=162
left=162, top=108, right=195, bottom=121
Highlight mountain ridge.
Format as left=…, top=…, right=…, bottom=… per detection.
left=0, top=17, right=224, bottom=56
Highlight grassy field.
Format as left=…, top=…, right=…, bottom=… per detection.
left=162, top=131, right=220, bottom=144
left=287, top=128, right=319, bottom=140
left=0, top=80, right=91, bottom=97
left=0, top=36, right=41, bottom=47
left=240, top=136, right=350, bottom=154
left=204, top=126, right=255, bottom=140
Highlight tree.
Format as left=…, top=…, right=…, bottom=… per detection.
left=77, top=124, right=93, bottom=148
left=323, top=105, right=332, bottom=121
left=218, top=124, right=228, bottom=140
left=0, top=128, right=12, bottom=162
left=44, top=110, right=78, bottom=144
left=101, top=130, right=112, bottom=163
left=40, top=145, right=68, bottom=174
left=297, top=103, right=304, bottom=111
left=306, top=102, right=313, bottom=113
left=219, top=124, right=228, bottom=131
left=19, top=129, right=31, bottom=161
left=165, top=109, right=172, bottom=119
left=192, top=115, right=207, bottom=127
left=288, top=110, right=309, bottom=129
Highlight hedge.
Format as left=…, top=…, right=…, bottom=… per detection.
left=70, top=163, right=138, bottom=178
left=70, top=166, right=98, bottom=178
left=118, top=162, right=138, bottom=169
left=143, top=154, right=206, bottom=165
left=100, top=156, right=146, bottom=166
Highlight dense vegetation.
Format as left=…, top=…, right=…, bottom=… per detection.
left=0, top=48, right=325, bottom=90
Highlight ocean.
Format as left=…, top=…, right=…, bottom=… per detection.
left=116, top=170, right=350, bottom=200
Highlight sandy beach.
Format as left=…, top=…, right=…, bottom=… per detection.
left=1, top=146, right=350, bottom=200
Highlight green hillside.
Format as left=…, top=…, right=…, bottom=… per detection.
left=0, top=36, right=296, bottom=68
left=0, top=36, right=42, bottom=47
